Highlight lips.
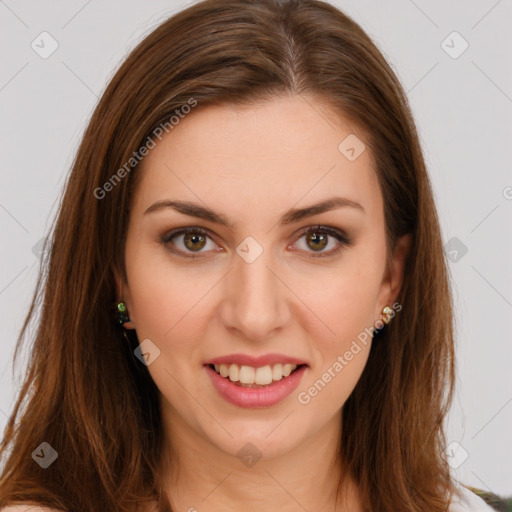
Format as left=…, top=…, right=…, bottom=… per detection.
left=204, top=363, right=308, bottom=408
left=203, top=353, right=309, bottom=407
left=203, top=353, right=309, bottom=367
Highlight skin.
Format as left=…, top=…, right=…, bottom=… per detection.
left=114, top=92, right=411, bottom=512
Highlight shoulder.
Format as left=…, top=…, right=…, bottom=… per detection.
left=449, top=482, right=503, bottom=512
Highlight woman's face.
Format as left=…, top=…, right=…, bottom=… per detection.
left=115, top=93, right=409, bottom=461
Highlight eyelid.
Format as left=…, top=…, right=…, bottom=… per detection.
left=160, top=225, right=352, bottom=258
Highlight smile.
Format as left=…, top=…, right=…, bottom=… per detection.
left=204, top=363, right=308, bottom=408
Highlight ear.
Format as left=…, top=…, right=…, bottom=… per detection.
left=377, top=233, right=412, bottom=315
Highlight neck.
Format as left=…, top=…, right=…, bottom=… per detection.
left=157, top=399, right=362, bottom=512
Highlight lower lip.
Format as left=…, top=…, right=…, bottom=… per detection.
left=204, top=364, right=307, bottom=408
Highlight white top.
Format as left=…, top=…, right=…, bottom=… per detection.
left=450, top=481, right=496, bottom=511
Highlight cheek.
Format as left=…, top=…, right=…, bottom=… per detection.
left=297, top=253, right=384, bottom=347
left=292, top=247, right=383, bottom=408
left=124, top=242, right=201, bottom=342
left=125, top=247, right=232, bottom=373
left=302, top=346, right=371, bottom=413
left=295, top=275, right=376, bottom=415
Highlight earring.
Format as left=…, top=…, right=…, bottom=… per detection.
left=381, top=306, right=393, bottom=324
left=116, top=301, right=136, bottom=329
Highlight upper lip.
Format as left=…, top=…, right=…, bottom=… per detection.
left=204, top=353, right=309, bottom=367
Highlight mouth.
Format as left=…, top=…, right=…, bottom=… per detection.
left=205, top=362, right=308, bottom=388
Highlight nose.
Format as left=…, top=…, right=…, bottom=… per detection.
left=218, top=246, right=291, bottom=343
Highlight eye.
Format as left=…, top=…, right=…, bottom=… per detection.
left=161, top=227, right=220, bottom=258
left=292, top=225, right=352, bottom=257
left=161, top=225, right=352, bottom=259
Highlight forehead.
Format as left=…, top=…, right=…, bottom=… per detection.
left=132, top=94, right=381, bottom=220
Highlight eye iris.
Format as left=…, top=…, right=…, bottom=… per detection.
left=184, top=232, right=206, bottom=251
left=307, top=231, right=327, bottom=251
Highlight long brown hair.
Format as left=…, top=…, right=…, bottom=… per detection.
left=0, top=1, right=456, bottom=510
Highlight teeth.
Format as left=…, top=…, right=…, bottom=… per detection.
left=282, top=363, right=293, bottom=377
left=228, top=364, right=239, bottom=382
left=272, top=364, right=283, bottom=380
left=211, top=362, right=299, bottom=385
left=239, top=365, right=255, bottom=384
left=255, top=366, right=273, bottom=385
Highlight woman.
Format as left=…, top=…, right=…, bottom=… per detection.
left=0, top=0, right=502, bottom=511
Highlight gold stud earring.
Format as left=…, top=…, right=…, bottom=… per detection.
left=381, top=306, right=393, bottom=324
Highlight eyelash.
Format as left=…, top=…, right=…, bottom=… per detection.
left=160, top=225, right=352, bottom=259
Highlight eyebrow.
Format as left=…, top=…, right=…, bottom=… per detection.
left=143, top=196, right=365, bottom=228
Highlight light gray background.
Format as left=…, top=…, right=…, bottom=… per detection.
left=0, top=0, right=511, bottom=497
